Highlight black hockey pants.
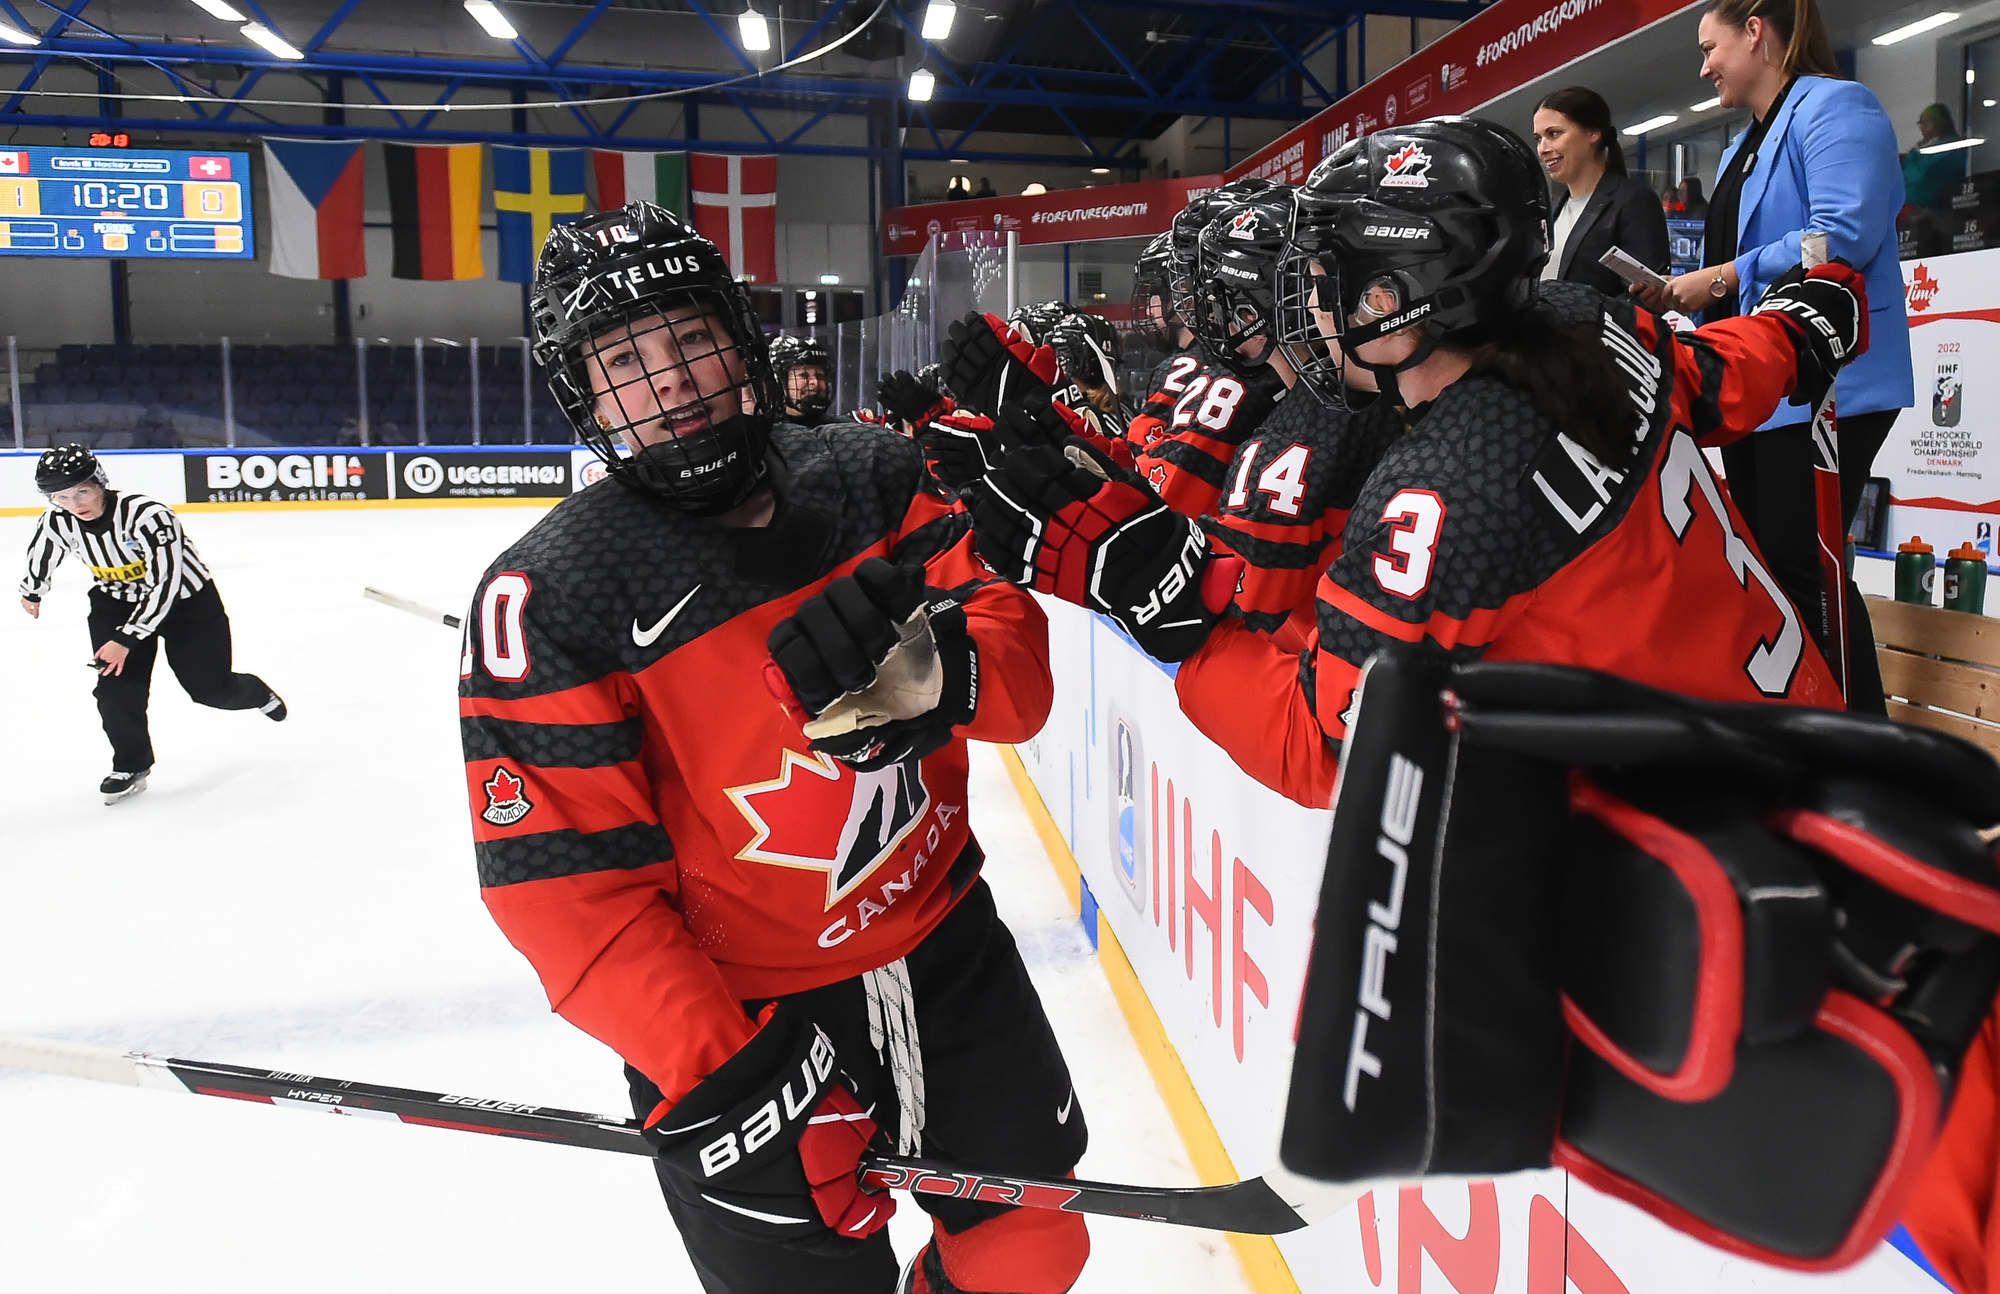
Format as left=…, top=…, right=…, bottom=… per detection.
left=89, top=582, right=272, bottom=772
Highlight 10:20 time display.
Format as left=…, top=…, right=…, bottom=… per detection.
left=72, top=181, right=171, bottom=211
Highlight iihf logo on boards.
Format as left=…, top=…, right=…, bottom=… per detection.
left=482, top=767, right=535, bottom=826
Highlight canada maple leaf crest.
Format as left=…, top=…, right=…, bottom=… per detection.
left=481, top=766, right=534, bottom=826
left=1225, top=209, right=1261, bottom=241
left=725, top=750, right=932, bottom=910
left=1381, top=143, right=1433, bottom=189
left=1907, top=263, right=1940, bottom=313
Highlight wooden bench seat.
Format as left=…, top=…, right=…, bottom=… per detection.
left=1871, top=595, right=2000, bottom=756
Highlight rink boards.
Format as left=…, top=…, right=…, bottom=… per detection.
left=1016, top=595, right=1946, bottom=1294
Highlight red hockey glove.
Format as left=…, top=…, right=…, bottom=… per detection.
left=644, top=1004, right=894, bottom=1253
left=765, top=558, right=980, bottom=771
left=968, top=439, right=1240, bottom=662
left=919, top=389, right=1125, bottom=490
left=878, top=368, right=950, bottom=430
left=943, top=312, right=1059, bottom=416
left=1749, top=259, right=1869, bottom=409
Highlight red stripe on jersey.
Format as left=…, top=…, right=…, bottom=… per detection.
left=467, top=758, right=657, bottom=841
left=460, top=677, right=632, bottom=726
left=1316, top=574, right=1522, bottom=650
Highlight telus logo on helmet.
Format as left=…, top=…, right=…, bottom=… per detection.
left=1380, top=143, right=1434, bottom=190
left=1342, top=752, right=1423, bottom=1112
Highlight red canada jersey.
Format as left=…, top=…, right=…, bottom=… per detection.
left=1126, top=349, right=1286, bottom=517
left=459, top=422, right=1052, bottom=1103
left=1177, top=283, right=1842, bottom=809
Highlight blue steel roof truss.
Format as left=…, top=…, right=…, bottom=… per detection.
left=0, top=0, right=1482, bottom=164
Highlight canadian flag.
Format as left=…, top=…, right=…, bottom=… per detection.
left=689, top=153, right=777, bottom=284
left=0, top=152, right=26, bottom=174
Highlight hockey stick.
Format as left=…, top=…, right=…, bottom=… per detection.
left=0, top=1035, right=1344, bottom=1235
left=363, top=586, right=462, bottom=630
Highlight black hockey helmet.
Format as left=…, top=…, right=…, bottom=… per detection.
left=1167, top=176, right=1281, bottom=340
left=1131, top=232, right=1177, bottom=349
left=531, top=200, right=779, bottom=515
left=769, top=333, right=832, bottom=420
left=1048, top=311, right=1123, bottom=396
left=1278, top=116, right=1549, bottom=407
left=35, top=443, right=106, bottom=494
left=1006, top=299, right=1075, bottom=348
left=1191, top=187, right=1297, bottom=378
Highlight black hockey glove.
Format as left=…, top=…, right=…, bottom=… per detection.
left=918, top=389, right=1086, bottom=491
left=1749, top=259, right=1869, bottom=408
left=942, top=311, right=1059, bottom=417
left=644, top=1003, right=894, bottom=1253
left=877, top=369, right=949, bottom=430
left=968, top=439, right=1240, bottom=663
left=765, top=558, right=980, bottom=772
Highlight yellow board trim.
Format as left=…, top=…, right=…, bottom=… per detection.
left=997, top=745, right=1301, bottom=1294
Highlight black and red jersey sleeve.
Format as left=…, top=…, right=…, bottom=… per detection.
left=1200, top=394, right=1405, bottom=635
left=1668, top=309, right=1811, bottom=448
left=461, top=551, right=758, bottom=1107
left=1133, top=360, right=1285, bottom=517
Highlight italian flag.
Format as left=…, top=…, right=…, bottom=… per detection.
left=593, top=150, right=687, bottom=216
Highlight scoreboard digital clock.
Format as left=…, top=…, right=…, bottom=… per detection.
left=0, top=146, right=254, bottom=260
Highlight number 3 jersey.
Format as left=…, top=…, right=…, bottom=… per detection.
left=1177, top=282, right=1843, bottom=810
left=458, top=423, right=1054, bottom=1105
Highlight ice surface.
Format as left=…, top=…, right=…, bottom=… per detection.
left=0, top=504, right=1250, bottom=1294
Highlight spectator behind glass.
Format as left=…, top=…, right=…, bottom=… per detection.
left=1532, top=86, right=1672, bottom=294
left=1904, top=103, right=1968, bottom=212
left=1632, top=0, right=1910, bottom=718
left=974, top=176, right=998, bottom=198
left=1679, top=177, right=1710, bottom=218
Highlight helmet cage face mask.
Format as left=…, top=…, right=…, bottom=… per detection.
left=1191, top=198, right=1293, bottom=380
left=534, top=205, right=778, bottom=515
left=1131, top=233, right=1177, bottom=350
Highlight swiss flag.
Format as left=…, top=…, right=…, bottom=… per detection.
left=689, top=153, right=777, bottom=284
left=0, top=152, right=26, bottom=174
left=190, top=156, right=232, bottom=179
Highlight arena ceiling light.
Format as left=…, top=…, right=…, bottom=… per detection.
left=1919, top=135, right=1984, bottom=154
left=908, top=66, right=936, bottom=101
left=1689, top=95, right=1722, bottom=111
left=1872, top=11, right=1958, bottom=44
left=819, top=273, right=841, bottom=284
left=240, top=21, right=304, bottom=58
left=463, top=0, right=518, bottom=40
left=737, top=7, right=770, bottom=51
left=0, top=17, right=39, bottom=42
left=1090, top=166, right=1110, bottom=174
left=188, top=0, right=245, bottom=19
left=1621, top=114, right=1679, bottom=136
left=921, top=1, right=956, bottom=41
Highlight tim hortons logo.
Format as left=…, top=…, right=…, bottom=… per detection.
left=1381, top=143, right=1433, bottom=189
left=481, top=766, right=534, bottom=826
left=726, top=750, right=940, bottom=914
left=1907, top=263, right=1940, bottom=313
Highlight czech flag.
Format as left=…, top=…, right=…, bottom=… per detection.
left=384, top=143, right=485, bottom=281
left=263, top=139, right=365, bottom=280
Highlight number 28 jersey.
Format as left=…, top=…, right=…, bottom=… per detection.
left=1177, top=283, right=1842, bottom=809
left=1126, top=350, right=1286, bottom=517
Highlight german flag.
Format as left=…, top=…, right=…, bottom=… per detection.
left=384, top=143, right=484, bottom=281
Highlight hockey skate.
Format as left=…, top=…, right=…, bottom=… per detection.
left=100, top=769, right=149, bottom=805
left=259, top=690, right=287, bottom=722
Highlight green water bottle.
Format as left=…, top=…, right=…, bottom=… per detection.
left=1946, top=541, right=1988, bottom=614
left=1896, top=536, right=1937, bottom=605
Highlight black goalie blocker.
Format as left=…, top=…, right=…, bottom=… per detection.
left=1284, top=648, right=2000, bottom=1272
left=1278, top=117, right=1547, bottom=409
left=532, top=200, right=782, bottom=515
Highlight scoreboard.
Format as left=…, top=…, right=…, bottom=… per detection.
left=0, top=146, right=254, bottom=260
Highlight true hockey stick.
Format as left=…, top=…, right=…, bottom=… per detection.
left=363, top=586, right=462, bottom=630
left=0, top=1035, right=1345, bottom=1235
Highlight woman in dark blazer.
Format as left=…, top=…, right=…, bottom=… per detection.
left=1531, top=86, right=1671, bottom=295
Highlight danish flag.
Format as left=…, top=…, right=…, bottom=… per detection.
left=689, top=152, right=777, bottom=284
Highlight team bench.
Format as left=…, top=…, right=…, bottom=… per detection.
left=1872, top=595, right=2000, bottom=757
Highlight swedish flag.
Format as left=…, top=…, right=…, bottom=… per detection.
left=494, top=146, right=587, bottom=284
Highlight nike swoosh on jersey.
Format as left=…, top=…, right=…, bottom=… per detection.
left=633, top=583, right=704, bottom=647
left=1057, top=1089, right=1074, bottom=1124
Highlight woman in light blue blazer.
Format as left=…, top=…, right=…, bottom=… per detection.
left=1633, top=0, right=1910, bottom=713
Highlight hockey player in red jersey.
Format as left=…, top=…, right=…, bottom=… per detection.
left=459, top=203, right=1088, bottom=1294
left=965, top=117, right=1864, bottom=810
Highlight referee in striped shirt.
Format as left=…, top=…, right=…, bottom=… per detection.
left=18, top=444, right=285, bottom=804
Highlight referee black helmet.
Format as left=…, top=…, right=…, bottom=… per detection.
left=35, top=443, right=107, bottom=495
left=531, top=200, right=780, bottom=515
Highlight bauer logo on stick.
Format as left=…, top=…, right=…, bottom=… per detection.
left=481, top=766, right=535, bottom=826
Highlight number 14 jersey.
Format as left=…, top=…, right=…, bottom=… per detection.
left=1176, top=283, right=1843, bottom=810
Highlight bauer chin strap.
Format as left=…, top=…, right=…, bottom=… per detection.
left=1334, top=291, right=1441, bottom=412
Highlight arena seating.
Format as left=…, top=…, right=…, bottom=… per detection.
left=8, top=342, right=569, bottom=449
